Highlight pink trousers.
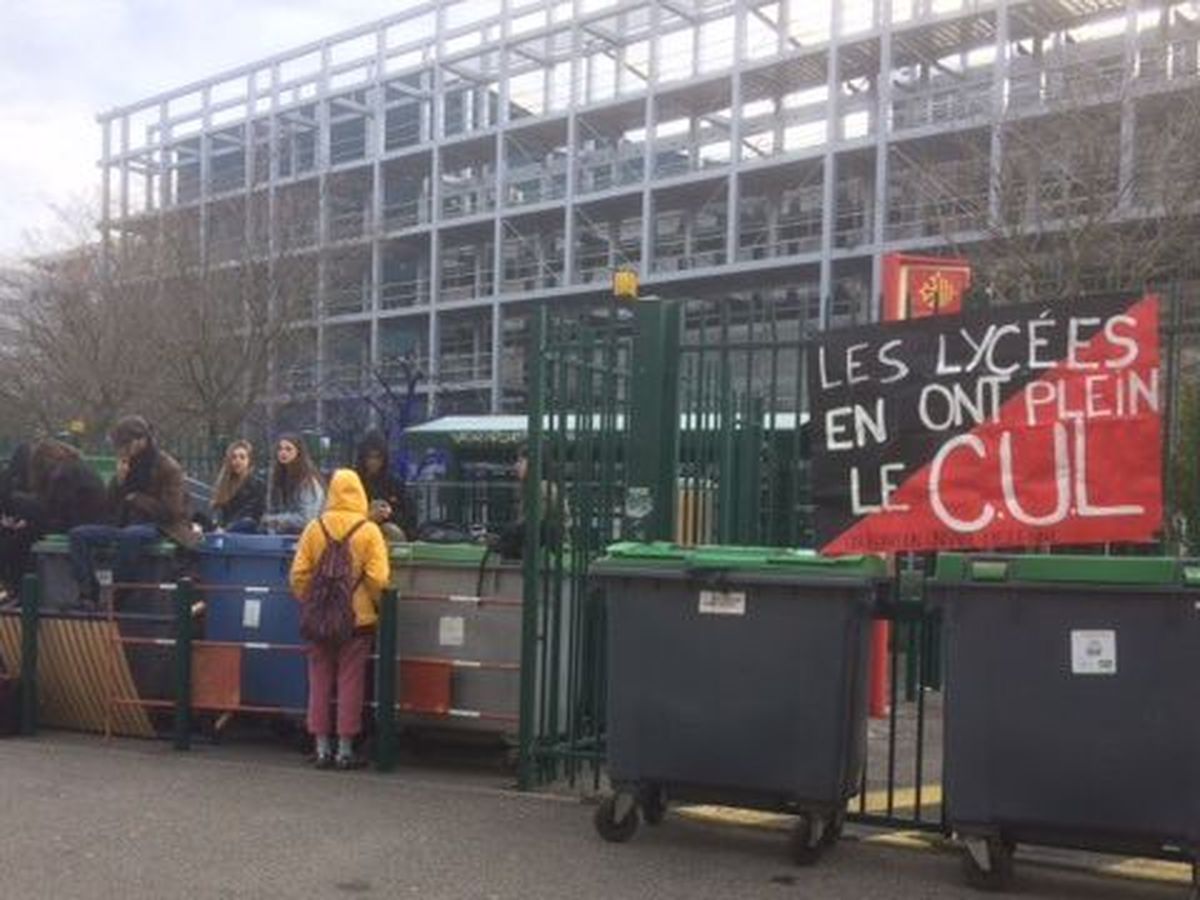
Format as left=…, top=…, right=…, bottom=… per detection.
left=306, top=632, right=372, bottom=738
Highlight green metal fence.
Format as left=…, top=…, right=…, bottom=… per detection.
left=518, top=301, right=636, bottom=790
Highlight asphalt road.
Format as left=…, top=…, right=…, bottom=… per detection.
left=0, top=735, right=1187, bottom=900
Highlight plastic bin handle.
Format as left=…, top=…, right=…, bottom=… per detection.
left=683, top=564, right=731, bottom=587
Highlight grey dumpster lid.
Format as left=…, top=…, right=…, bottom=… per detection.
left=935, top=553, right=1200, bottom=587
left=596, top=542, right=887, bottom=577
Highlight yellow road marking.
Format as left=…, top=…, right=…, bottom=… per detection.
left=677, top=784, right=944, bottom=831
left=674, top=788, right=1193, bottom=888
left=859, top=830, right=947, bottom=851
left=1099, top=858, right=1192, bottom=886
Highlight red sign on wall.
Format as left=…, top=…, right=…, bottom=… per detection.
left=810, top=294, right=1162, bottom=554
left=883, top=253, right=973, bottom=322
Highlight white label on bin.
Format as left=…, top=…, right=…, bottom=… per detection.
left=439, top=615, right=465, bottom=647
left=96, top=569, right=114, bottom=587
left=698, top=591, right=746, bottom=616
left=242, top=598, right=262, bottom=630
left=1071, top=630, right=1117, bottom=676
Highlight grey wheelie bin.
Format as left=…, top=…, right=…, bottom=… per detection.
left=589, top=543, right=884, bottom=864
left=389, top=542, right=523, bottom=745
left=930, top=554, right=1200, bottom=892
left=34, top=534, right=181, bottom=704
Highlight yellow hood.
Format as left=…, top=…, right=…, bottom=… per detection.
left=325, top=469, right=369, bottom=516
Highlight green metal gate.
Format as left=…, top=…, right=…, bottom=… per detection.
left=517, top=302, right=635, bottom=790
left=516, top=296, right=944, bottom=832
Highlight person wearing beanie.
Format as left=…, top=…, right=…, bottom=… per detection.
left=67, top=415, right=197, bottom=606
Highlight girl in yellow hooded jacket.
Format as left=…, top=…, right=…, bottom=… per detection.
left=290, top=469, right=390, bottom=769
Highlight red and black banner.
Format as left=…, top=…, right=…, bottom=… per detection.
left=810, top=295, right=1162, bottom=555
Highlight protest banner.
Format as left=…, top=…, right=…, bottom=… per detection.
left=809, top=295, right=1161, bottom=554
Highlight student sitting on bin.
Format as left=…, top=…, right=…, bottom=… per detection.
left=27, top=439, right=110, bottom=534
left=261, top=434, right=325, bottom=535
left=0, top=442, right=49, bottom=600
left=68, top=416, right=198, bottom=607
left=289, top=468, right=389, bottom=770
left=354, top=430, right=414, bottom=543
left=210, top=440, right=266, bottom=533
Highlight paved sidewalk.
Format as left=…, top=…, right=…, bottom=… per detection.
left=0, top=734, right=1188, bottom=900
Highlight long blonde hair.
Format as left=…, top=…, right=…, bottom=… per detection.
left=213, top=440, right=255, bottom=509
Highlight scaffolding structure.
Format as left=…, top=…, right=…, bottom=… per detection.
left=98, top=0, right=1200, bottom=425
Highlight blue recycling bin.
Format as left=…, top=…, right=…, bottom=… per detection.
left=197, top=533, right=307, bottom=713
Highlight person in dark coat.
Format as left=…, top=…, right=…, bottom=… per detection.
left=0, top=440, right=109, bottom=596
left=210, top=440, right=266, bottom=532
left=354, top=430, right=414, bottom=542
left=68, top=416, right=197, bottom=605
left=28, top=439, right=110, bottom=532
left=0, top=443, right=38, bottom=595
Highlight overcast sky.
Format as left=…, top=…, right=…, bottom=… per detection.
left=0, top=1, right=418, bottom=260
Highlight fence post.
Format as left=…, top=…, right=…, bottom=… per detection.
left=1164, top=283, right=1185, bottom=552
left=374, top=589, right=398, bottom=772
left=19, top=573, right=39, bottom=736
left=518, top=306, right=548, bottom=791
left=173, top=579, right=194, bottom=751
left=628, top=298, right=682, bottom=542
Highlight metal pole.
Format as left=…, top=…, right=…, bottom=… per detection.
left=629, top=298, right=682, bottom=542
left=517, top=306, right=547, bottom=791
left=374, top=588, right=398, bottom=772
left=173, top=579, right=194, bottom=751
left=1164, top=283, right=1185, bottom=552
left=19, top=573, right=39, bottom=736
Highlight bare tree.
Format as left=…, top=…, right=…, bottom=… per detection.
left=0, top=177, right=324, bottom=448
left=0, top=211, right=160, bottom=444
left=137, top=194, right=319, bottom=443
left=891, top=45, right=1200, bottom=301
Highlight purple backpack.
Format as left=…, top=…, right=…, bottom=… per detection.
left=299, top=517, right=368, bottom=645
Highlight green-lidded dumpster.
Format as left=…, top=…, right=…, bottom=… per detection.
left=930, top=554, right=1200, bottom=890
left=27, top=535, right=181, bottom=732
left=389, top=542, right=522, bottom=743
left=34, top=534, right=178, bottom=614
left=590, top=542, right=884, bottom=864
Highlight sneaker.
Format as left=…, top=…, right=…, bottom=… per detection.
left=335, top=754, right=366, bottom=771
left=314, top=753, right=334, bottom=770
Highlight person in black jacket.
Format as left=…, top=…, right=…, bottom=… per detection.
left=0, top=443, right=38, bottom=595
left=0, top=439, right=109, bottom=596
left=354, top=430, right=414, bottom=542
left=210, top=440, right=266, bottom=533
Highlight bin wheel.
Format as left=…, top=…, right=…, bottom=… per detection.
left=790, top=813, right=825, bottom=867
left=820, top=810, right=845, bottom=848
left=961, top=837, right=1014, bottom=892
left=640, top=787, right=666, bottom=826
left=594, top=794, right=639, bottom=843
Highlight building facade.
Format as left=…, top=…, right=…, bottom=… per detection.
left=98, top=0, right=1200, bottom=432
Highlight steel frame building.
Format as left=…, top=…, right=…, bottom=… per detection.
left=98, top=0, right=1199, bottom=430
